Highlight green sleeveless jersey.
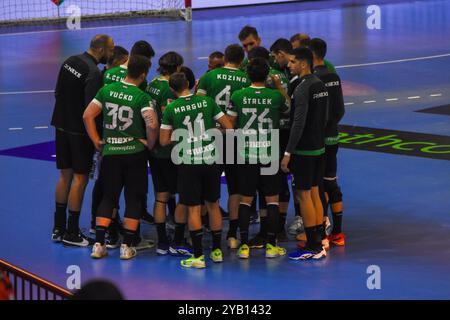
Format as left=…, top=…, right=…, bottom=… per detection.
left=93, top=81, right=153, bottom=156
left=229, top=86, right=288, bottom=163
left=145, top=77, right=176, bottom=159
left=103, top=65, right=147, bottom=90
left=161, top=94, right=224, bottom=165
left=197, top=67, right=249, bottom=113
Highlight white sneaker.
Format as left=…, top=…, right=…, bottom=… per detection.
left=91, top=242, right=108, bottom=259
left=135, top=238, right=155, bottom=251
left=120, top=244, right=137, bottom=260
left=227, top=237, right=240, bottom=249
left=288, top=216, right=304, bottom=235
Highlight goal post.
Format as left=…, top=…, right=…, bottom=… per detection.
left=0, top=0, right=193, bottom=27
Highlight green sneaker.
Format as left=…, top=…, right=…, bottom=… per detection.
left=237, top=244, right=250, bottom=259
left=265, top=243, right=286, bottom=258
left=210, top=249, right=223, bottom=263
left=180, top=255, right=206, bottom=269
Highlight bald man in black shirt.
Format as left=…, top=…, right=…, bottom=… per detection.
left=51, top=34, right=114, bottom=247
left=281, top=48, right=328, bottom=261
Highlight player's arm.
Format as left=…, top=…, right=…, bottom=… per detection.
left=216, top=112, right=233, bottom=130
left=83, top=99, right=103, bottom=151
left=281, top=84, right=309, bottom=173
left=226, top=95, right=238, bottom=127
left=195, top=74, right=208, bottom=96
left=159, top=105, right=173, bottom=147
left=335, top=75, right=345, bottom=123
left=141, top=102, right=159, bottom=150
left=270, top=74, right=291, bottom=114
left=84, top=69, right=103, bottom=108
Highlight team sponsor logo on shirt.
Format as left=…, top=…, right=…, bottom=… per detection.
left=325, top=81, right=340, bottom=87
left=64, top=64, right=82, bottom=78
left=106, top=137, right=135, bottom=144
left=313, top=91, right=329, bottom=99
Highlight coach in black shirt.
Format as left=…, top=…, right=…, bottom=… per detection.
left=51, top=34, right=114, bottom=247
left=281, top=47, right=329, bottom=260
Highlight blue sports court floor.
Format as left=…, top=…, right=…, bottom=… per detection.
left=0, top=0, right=450, bottom=299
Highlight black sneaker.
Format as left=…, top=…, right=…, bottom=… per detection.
left=141, top=211, right=155, bottom=225
left=62, top=230, right=95, bottom=247
left=52, top=228, right=65, bottom=242
left=248, top=234, right=266, bottom=249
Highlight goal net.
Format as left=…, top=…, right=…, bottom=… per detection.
left=0, top=0, right=192, bottom=26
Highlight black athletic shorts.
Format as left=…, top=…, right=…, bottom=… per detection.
left=99, top=151, right=148, bottom=219
left=237, top=164, right=280, bottom=197
left=324, top=144, right=339, bottom=178
left=290, top=154, right=324, bottom=190
left=55, top=128, right=95, bottom=174
left=148, top=156, right=177, bottom=194
left=178, top=164, right=221, bottom=206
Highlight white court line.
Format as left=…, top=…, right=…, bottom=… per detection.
left=363, top=100, right=376, bottom=104
left=34, top=126, right=49, bottom=129
left=51, top=155, right=56, bottom=158
left=336, top=53, right=450, bottom=68
left=8, top=127, right=23, bottom=131
left=344, top=102, right=354, bottom=106
left=197, top=56, right=208, bottom=60
left=385, top=98, right=399, bottom=101
left=430, top=93, right=442, bottom=97
left=408, top=96, right=421, bottom=99
left=0, top=90, right=54, bottom=95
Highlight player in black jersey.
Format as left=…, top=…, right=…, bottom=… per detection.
left=281, top=48, right=328, bottom=260
left=310, top=38, right=346, bottom=246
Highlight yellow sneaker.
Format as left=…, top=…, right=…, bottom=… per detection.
left=181, top=255, right=206, bottom=269
left=237, top=244, right=250, bottom=259
left=210, top=249, right=223, bottom=263
left=265, top=243, right=286, bottom=258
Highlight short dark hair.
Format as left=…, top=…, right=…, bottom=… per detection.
left=169, top=72, right=189, bottom=93
left=247, top=57, right=270, bottom=83
left=270, top=38, right=293, bottom=54
left=130, top=40, right=155, bottom=59
left=158, top=51, right=184, bottom=76
left=90, top=34, right=111, bottom=50
left=247, top=46, right=270, bottom=61
left=224, top=44, right=245, bottom=65
left=238, top=25, right=258, bottom=41
left=309, top=38, right=327, bottom=59
left=107, top=46, right=129, bottom=65
left=72, top=280, right=123, bottom=300
left=209, top=51, right=224, bottom=60
left=180, top=66, right=196, bottom=90
left=290, top=33, right=311, bottom=47
left=290, top=47, right=314, bottom=68
left=127, top=54, right=151, bottom=79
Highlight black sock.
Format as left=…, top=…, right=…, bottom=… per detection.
left=238, top=203, right=251, bottom=245
left=54, top=202, right=67, bottom=231
left=259, top=216, right=268, bottom=238
left=67, top=210, right=80, bottom=234
left=332, top=211, right=343, bottom=234
left=190, top=229, right=203, bottom=258
left=156, top=223, right=169, bottom=244
left=314, top=225, right=324, bottom=251
left=211, top=229, right=222, bottom=250
left=304, top=226, right=316, bottom=249
left=279, top=212, right=287, bottom=233
left=174, top=223, right=186, bottom=245
left=123, top=229, right=136, bottom=247
left=168, top=197, right=176, bottom=217
left=91, top=180, right=102, bottom=228
left=108, top=219, right=119, bottom=240
left=294, top=203, right=301, bottom=216
left=319, top=183, right=328, bottom=218
left=227, top=219, right=238, bottom=238
left=95, top=226, right=107, bottom=245
left=266, top=204, right=279, bottom=246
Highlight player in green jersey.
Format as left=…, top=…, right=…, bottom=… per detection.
left=197, top=44, right=249, bottom=250
left=83, top=55, right=159, bottom=260
left=160, top=73, right=233, bottom=269
left=227, top=57, right=290, bottom=259
left=103, top=40, right=155, bottom=89
left=246, top=46, right=292, bottom=247
left=146, top=51, right=189, bottom=255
